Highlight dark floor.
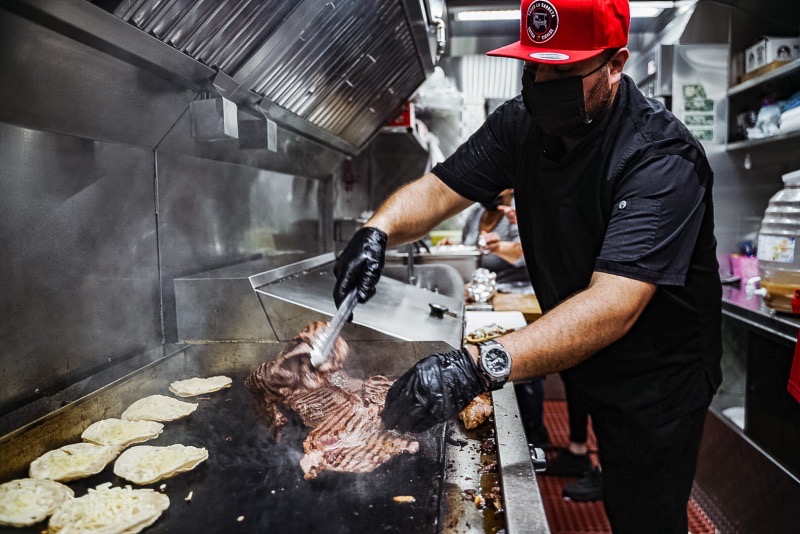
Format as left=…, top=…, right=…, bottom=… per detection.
left=539, top=400, right=717, bottom=534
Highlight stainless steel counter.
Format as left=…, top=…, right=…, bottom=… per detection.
left=721, top=284, right=800, bottom=343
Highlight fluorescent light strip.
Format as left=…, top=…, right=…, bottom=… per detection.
left=456, top=2, right=676, bottom=22
left=630, top=1, right=676, bottom=17
left=456, top=10, right=520, bottom=22
left=630, top=7, right=664, bottom=17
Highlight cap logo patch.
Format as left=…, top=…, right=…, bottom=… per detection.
left=526, top=1, right=559, bottom=43
left=530, top=52, right=570, bottom=61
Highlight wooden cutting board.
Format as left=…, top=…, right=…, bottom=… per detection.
left=492, top=293, right=542, bottom=323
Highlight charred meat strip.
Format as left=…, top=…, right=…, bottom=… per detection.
left=361, top=375, right=393, bottom=408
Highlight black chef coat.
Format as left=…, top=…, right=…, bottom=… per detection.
left=432, top=75, right=722, bottom=426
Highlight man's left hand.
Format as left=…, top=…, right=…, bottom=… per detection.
left=381, top=348, right=488, bottom=433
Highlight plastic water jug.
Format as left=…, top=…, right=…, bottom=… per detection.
left=758, top=169, right=800, bottom=313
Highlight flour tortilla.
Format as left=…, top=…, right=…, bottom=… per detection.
left=113, top=444, right=209, bottom=485
left=0, top=478, right=74, bottom=527
left=82, top=419, right=164, bottom=448
left=120, top=395, right=197, bottom=422
left=29, top=443, right=119, bottom=482
left=168, top=376, right=232, bottom=397
left=48, top=483, right=169, bottom=534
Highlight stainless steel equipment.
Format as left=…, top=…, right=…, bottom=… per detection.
left=0, top=256, right=549, bottom=533
left=386, top=247, right=481, bottom=283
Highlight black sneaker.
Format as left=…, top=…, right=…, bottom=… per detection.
left=563, top=467, right=603, bottom=502
left=543, top=448, right=592, bottom=476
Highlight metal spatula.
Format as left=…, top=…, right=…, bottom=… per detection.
left=310, top=289, right=358, bottom=368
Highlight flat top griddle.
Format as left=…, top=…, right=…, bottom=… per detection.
left=1, top=369, right=446, bottom=534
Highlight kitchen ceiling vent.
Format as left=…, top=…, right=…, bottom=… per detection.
left=113, top=0, right=427, bottom=149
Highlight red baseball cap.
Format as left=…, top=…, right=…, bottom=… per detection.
left=487, top=0, right=630, bottom=64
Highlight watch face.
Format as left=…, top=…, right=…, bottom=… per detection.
left=484, top=348, right=510, bottom=377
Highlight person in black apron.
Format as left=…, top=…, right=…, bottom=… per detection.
left=333, top=1, right=721, bottom=532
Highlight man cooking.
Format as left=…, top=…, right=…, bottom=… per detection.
left=333, top=0, right=722, bottom=532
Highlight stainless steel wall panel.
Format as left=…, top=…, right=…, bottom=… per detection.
left=0, top=124, right=162, bottom=415
left=156, top=152, right=326, bottom=341
left=0, top=7, right=194, bottom=149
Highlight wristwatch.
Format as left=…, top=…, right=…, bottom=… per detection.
left=477, top=340, right=512, bottom=390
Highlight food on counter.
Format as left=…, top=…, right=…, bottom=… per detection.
left=485, top=485, right=503, bottom=510
left=48, top=483, right=169, bottom=534
left=113, top=445, right=208, bottom=485
left=168, top=376, right=232, bottom=397
left=81, top=419, right=164, bottom=448
left=29, top=443, right=119, bottom=483
left=392, top=495, right=416, bottom=503
left=121, top=395, right=198, bottom=422
left=458, top=393, right=493, bottom=430
left=0, top=479, right=74, bottom=527
left=246, top=321, right=419, bottom=480
left=465, top=323, right=512, bottom=344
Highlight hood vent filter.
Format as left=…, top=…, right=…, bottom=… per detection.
left=113, top=0, right=426, bottom=149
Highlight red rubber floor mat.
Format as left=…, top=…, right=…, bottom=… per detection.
left=540, top=401, right=717, bottom=534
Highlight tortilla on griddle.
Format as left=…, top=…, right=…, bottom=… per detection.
left=113, top=444, right=208, bottom=485
left=121, top=395, right=197, bottom=422
left=29, top=443, right=119, bottom=483
left=81, top=418, right=164, bottom=448
left=168, top=376, right=232, bottom=397
left=0, top=478, right=74, bottom=527
left=48, top=483, right=169, bottom=534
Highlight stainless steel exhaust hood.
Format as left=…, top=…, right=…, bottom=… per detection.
left=5, top=0, right=434, bottom=153
left=110, top=0, right=435, bottom=151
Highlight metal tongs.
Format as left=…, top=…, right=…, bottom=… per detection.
left=309, top=289, right=358, bottom=368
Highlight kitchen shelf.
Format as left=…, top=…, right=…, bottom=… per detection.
left=728, top=59, right=800, bottom=97
left=725, top=128, right=800, bottom=152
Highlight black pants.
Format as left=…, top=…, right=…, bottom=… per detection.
left=590, top=404, right=709, bottom=534
left=514, top=378, right=545, bottom=438
left=564, top=380, right=589, bottom=444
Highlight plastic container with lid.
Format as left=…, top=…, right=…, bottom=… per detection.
left=758, top=169, right=800, bottom=313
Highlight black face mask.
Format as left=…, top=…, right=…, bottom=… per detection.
left=522, top=61, right=610, bottom=138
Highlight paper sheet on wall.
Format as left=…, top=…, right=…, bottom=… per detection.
left=683, top=84, right=715, bottom=142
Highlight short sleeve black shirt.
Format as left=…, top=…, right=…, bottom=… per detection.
left=432, top=76, right=722, bottom=424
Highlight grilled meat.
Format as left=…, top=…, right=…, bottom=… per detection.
left=246, top=321, right=418, bottom=479
left=361, top=375, right=393, bottom=408
left=245, top=321, right=349, bottom=427
left=458, top=393, right=493, bottom=430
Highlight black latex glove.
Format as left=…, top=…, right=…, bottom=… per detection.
left=333, top=227, right=388, bottom=308
left=382, top=349, right=489, bottom=433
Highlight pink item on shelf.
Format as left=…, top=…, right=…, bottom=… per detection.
left=729, top=254, right=742, bottom=278
left=740, top=256, right=760, bottom=281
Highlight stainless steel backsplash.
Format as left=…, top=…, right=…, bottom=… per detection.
left=0, top=6, right=341, bottom=415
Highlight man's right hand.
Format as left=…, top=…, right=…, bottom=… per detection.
left=333, top=227, right=388, bottom=308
